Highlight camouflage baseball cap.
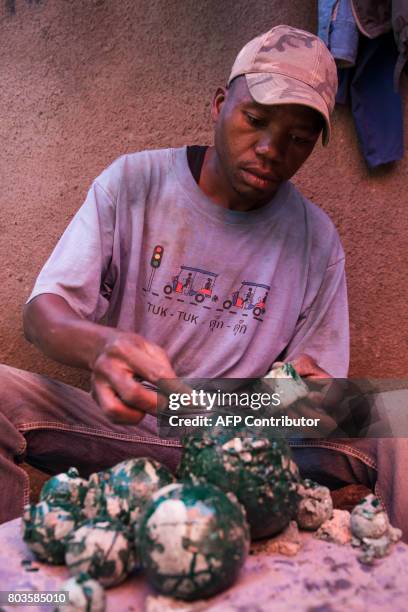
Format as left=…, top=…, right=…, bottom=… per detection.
left=228, top=25, right=338, bottom=145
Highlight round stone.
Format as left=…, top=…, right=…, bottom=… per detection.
left=139, top=482, right=249, bottom=601
left=351, top=494, right=390, bottom=540
left=106, top=457, right=176, bottom=525
left=178, top=431, right=300, bottom=539
left=82, top=458, right=176, bottom=527
left=40, top=467, right=88, bottom=510
left=65, top=520, right=134, bottom=587
left=57, top=572, right=106, bottom=612
left=22, top=501, right=77, bottom=564
left=295, top=479, right=333, bottom=530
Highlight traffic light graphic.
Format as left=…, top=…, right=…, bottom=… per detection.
left=150, top=245, right=164, bottom=268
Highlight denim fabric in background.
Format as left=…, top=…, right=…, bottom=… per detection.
left=329, top=0, right=360, bottom=67
left=318, top=0, right=338, bottom=45
left=319, top=0, right=359, bottom=66
left=318, top=0, right=404, bottom=168
left=336, top=68, right=353, bottom=105
left=349, top=0, right=408, bottom=88
left=341, top=33, right=403, bottom=168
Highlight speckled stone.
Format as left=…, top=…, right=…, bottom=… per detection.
left=295, top=479, right=333, bottom=531
left=178, top=431, right=299, bottom=539
left=106, top=458, right=176, bottom=525
left=82, top=459, right=175, bottom=527
left=139, top=482, right=250, bottom=601
left=57, top=572, right=106, bottom=611
left=65, top=520, right=135, bottom=587
left=351, top=494, right=390, bottom=540
left=22, top=501, right=77, bottom=564
left=350, top=494, right=402, bottom=564
left=40, top=467, right=88, bottom=510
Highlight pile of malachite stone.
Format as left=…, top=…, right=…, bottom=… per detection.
left=22, top=460, right=176, bottom=599
left=21, top=363, right=309, bottom=604
left=178, top=429, right=300, bottom=539
left=21, top=458, right=250, bottom=603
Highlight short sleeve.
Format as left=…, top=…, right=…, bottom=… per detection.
left=280, top=256, right=350, bottom=378
left=26, top=180, right=116, bottom=322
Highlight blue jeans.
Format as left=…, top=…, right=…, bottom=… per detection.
left=318, top=0, right=359, bottom=67
left=0, top=364, right=406, bottom=541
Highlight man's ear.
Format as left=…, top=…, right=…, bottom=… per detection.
left=211, top=86, right=227, bottom=122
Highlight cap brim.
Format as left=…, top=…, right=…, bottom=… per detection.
left=245, top=73, right=331, bottom=146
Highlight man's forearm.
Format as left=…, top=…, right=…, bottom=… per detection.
left=23, top=293, right=115, bottom=370
left=23, top=293, right=178, bottom=424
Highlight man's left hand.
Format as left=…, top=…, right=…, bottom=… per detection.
left=287, top=353, right=345, bottom=435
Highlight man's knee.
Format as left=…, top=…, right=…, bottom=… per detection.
left=0, top=364, right=28, bottom=411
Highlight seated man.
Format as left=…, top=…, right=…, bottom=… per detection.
left=0, top=25, right=405, bottom=539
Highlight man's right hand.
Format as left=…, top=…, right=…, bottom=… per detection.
left=91, top=331, right=176, bottom=424
left=23, top=293, right=180, bottom=425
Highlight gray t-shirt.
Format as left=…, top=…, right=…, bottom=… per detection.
left=28, top=146, right=349, bottom=378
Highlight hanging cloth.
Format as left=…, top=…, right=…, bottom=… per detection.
left=351, top=0, right=408, bottom=88
left=318, top=0, right=405, bottom=167
left=347, top=32, right=404, bottom=168
left=329, top=0, right=360, bottom=67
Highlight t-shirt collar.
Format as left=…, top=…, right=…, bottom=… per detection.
left=171, top=146, right=289, bottom=226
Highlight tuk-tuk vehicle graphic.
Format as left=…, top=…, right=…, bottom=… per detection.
left=223, top=281, right=269, bottom=317
left=164, top=266, right=219, bottom=303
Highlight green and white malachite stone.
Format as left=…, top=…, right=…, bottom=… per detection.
left=57, top=572, right=106, bottom=612
left=65, top=520, right=135, bottom=587
left=22, top=502, right=77, bottom=564
left=82, top=458, right=176, bottom=528
left=139, top=482, right=249, bottom=601
left=351, top=494, right=390, bottom=540
left=40, top=467, right=88, bottom=510
left=350, top=494, right=402, bottom=564
left=264, top=362, right=309, bottom=408
left=178, top=431, right=300, bottom=539
left=105, top=457, right=176, bottom=525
